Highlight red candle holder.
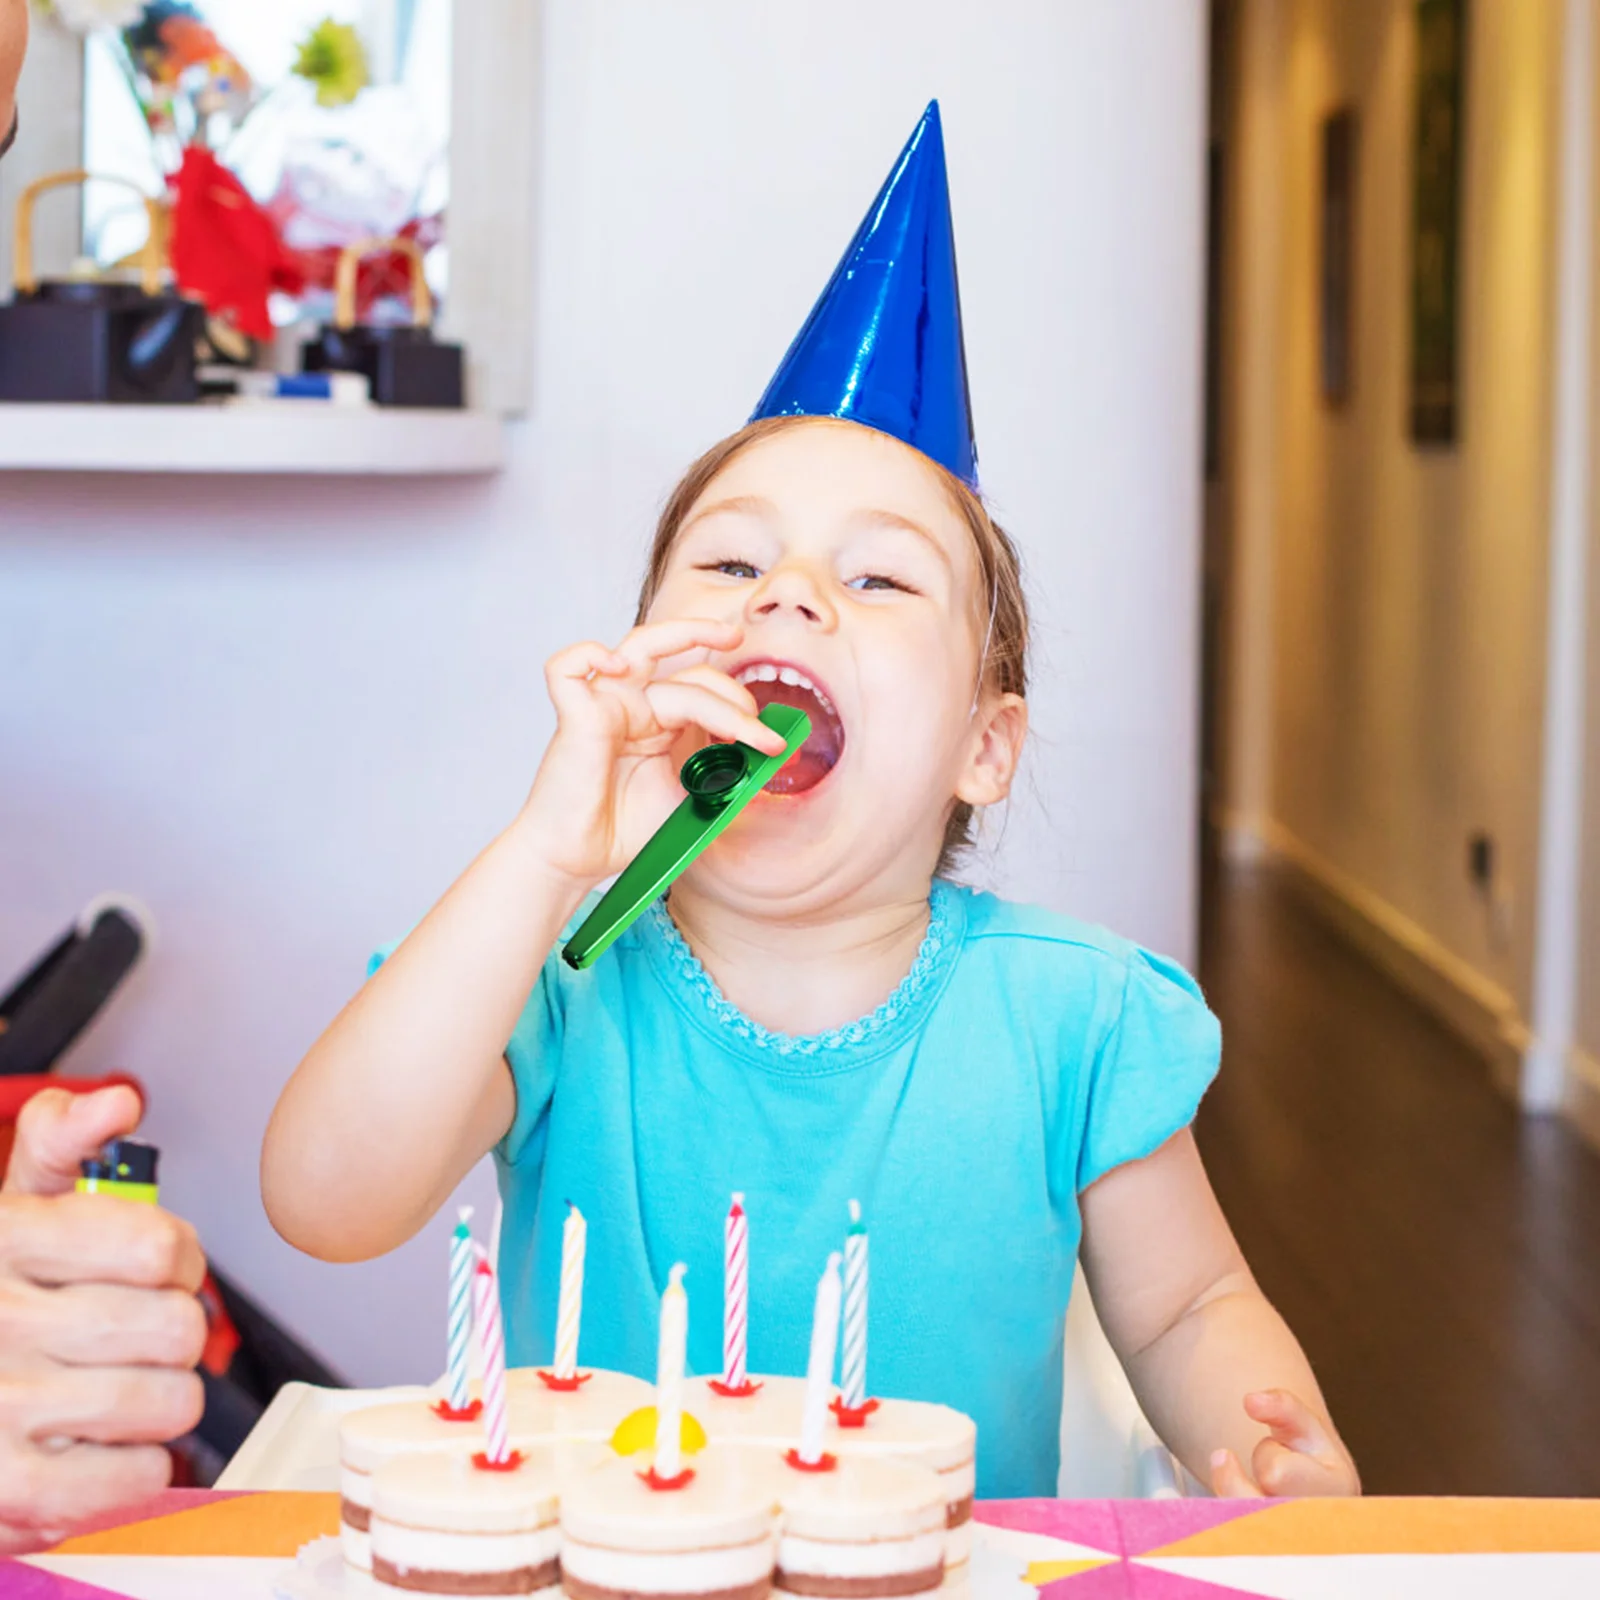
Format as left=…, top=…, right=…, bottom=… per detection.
left=708, top=1377, right=764, bottom=1398
left=431, top=1399, right=483, bottom=1423
left=536, top=1370, right=593, bottom=1392
left=472, top=1450, right=526, bottom=1473
left=784, top=1448, right=839, bottom=1473
left=638, top=1464, right=696, bottom=1491
left=829, top=1396, right=880, bottom=1429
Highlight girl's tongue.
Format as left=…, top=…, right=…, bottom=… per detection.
left=746, top=678, right=846, bottom=795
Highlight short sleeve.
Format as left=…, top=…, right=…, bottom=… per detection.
left=365, top=937, right=564, bottom=1169
left=1075, top=947, right=1221, bottom=1193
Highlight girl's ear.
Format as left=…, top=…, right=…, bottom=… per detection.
left=955, top=693, right=1028, bottom=808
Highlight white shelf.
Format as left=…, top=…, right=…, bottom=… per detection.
left=0, top=402, right=506, bottom=475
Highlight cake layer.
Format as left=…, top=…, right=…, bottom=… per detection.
left=945, top=1498, right=972, bottom=1530
left=561, top=1533, right=777, bottom=1595
left=342, top=1520, right=373, bottom=1573
left=824, top=1401, right=975, bottom=1475
left=373, top=1444, right=583, bottom=1535
left=371, top=1553, right=559, bottom=1595
left=560, top=1445, right=780, bottom=1553
left=944, top=1522, right=972, bottom=1568
left=343, top=1497, right=372, bottom=1533
left=562, top=1578, right=770, bottom=1600
left=690, top=1375, right=810, bottom=1442
left=772, top=1570, right=942, bottom=1598
left=774, top=1455, right=945, bottom=1545
left=371, top=1519, right=562, bottom=1575
left=774, top=1529, right=943, bottom=1580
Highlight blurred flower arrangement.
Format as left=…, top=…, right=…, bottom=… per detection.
left=33, top=0, right=447, bottom=352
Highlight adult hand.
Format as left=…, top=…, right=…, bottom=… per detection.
left=0, top=0, right=27, bottom=148
left=1210, top=1388, right=1360, bottom=1497
left=0, top=1086, right=207, bottom=1553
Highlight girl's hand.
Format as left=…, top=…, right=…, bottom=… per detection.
left=1209, top=1389, right=1360, bottom=1497
left=516, top=618, right=787, bottom=887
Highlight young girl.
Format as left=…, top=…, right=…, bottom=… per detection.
left=262, top=105, right=1357, bottom=1502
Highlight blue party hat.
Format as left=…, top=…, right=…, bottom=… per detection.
left=750, top=101, right=976, bottom=484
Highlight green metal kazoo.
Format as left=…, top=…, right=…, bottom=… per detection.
left=562, top=702, right=811, bottom=970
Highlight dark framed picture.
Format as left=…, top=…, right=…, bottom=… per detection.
left=1409, top=0, right=1466, bottom=445
left=1320, top=107, right=1357, bottom=407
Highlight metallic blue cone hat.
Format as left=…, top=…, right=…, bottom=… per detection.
left=750, top=100, right=977, bottom=484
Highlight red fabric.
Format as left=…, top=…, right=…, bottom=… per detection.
left=170, top=148, right=303, bottom=341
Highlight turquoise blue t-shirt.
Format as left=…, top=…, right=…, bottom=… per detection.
left=378, top=880, right=1219, bottom=1498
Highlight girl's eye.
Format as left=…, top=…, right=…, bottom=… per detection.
left=698, top=559, right=761, bottom=579
left=847, top=573, right=911, bottom=593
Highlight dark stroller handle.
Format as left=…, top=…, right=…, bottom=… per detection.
left=0, top=905, right=144, bottom=1077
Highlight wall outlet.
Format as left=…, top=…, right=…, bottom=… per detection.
left=1468, top=831, right=1495, bottom=888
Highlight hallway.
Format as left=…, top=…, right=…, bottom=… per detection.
left=1195, top=861, right=1600, bottom=1497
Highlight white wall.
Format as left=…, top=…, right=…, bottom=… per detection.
left=0, top=0, right=1207, bottom=1383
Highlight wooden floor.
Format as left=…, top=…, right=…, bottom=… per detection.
left=1194, top=858, right=1600, bottom=1497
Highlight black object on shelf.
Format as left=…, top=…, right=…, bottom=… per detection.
left=302, top=234, right=463, bottom=408
left=0, top=170, right=201, bottom=404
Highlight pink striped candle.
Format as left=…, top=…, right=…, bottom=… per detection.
left=470, top=1252, right=520, bottom=1470
left=722, top=1192, right=749, bottom=1389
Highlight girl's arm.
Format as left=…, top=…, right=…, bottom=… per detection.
left=1078, top=1128, right=1359, bottom=1496
left=261, top=619, right=785, bottom=1263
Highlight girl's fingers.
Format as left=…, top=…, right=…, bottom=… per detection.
left=644, top=682, right=788, bottom=753
left=661, top=663, right=762, bottom=715
left=1252, top=1437, right=1332, bottom=1496
left=1208, top=1447, right=1260, bottom=1498
left=545, top=642, right=630, bottom=721
left=614, top=618, right=743, bottom=673
left=1244, top=1389, right=1332, bottom=1458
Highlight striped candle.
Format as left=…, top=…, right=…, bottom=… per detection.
left=446, top=1206, right=475, bottom=1412
left=796, top=1253, right=843, bottom=1467
left=553, top=1203, right=587, bottom=1380
left=654, top=1263, right=689, bottom=1481
left=841, top=1200, right=868, bottom=1408
left=472, top=1252, right=512, bottom=1465
left=723, top=1193, right=748, bottom=1389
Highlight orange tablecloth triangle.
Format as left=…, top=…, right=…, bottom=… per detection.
left=1149, top=1496, right=1600, bottom=1557
left=48, top=1491, right=340, bottom=1558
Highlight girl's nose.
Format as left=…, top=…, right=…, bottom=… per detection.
left=745, top=562, right=837, bottom=629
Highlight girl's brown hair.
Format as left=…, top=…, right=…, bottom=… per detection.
left=636, top=416, right=1029, bottom=875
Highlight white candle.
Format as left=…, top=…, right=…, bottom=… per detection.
left=653, top=1263, right=689, bottom=1480
left=796, top=1252, right=842, bottom=1466
left=553, top=1202, right=586, bottom=1379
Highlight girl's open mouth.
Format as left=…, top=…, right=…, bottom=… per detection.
left=735, top=661, right=846, bottom=795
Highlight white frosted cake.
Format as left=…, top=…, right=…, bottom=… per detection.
left=822, top=1400, right=978, bottom=1572
left=559, top=1444, right=780, bottom=1600
left=773, top=1453, right=947, bottom=1597
left=369, top=1445, right=591, bottom=1597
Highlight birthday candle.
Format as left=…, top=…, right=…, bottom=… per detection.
left=446, top=1206, right=475, bottom=1412
left=841, top=1200, right=868, bottom=1409
left=472, top=1252, right=511, bottom=1465
left=796, top=1252, right=843, bottom=1466
left=554, top=1203, right=587, bottom=1380
left=654, top=1263, right=689, bottom=1481
left=723, top=1193, right=748, bottom=1389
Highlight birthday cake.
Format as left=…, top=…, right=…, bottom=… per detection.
left=368, top=1443, right=590, bottom=1597
left=558, top=1445, right=780, bottom=1600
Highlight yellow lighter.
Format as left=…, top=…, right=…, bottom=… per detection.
left=77, top=1139, right=160, bottom=1205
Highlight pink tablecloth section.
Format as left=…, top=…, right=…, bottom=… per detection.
left=9, top=1490, right=1600, bottom=1599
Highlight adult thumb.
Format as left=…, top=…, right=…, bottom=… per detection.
left=3, top=1085, right=143, bottom=1198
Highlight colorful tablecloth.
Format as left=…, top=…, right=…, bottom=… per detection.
left=11, top=1490, right=1600, bottom=1598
